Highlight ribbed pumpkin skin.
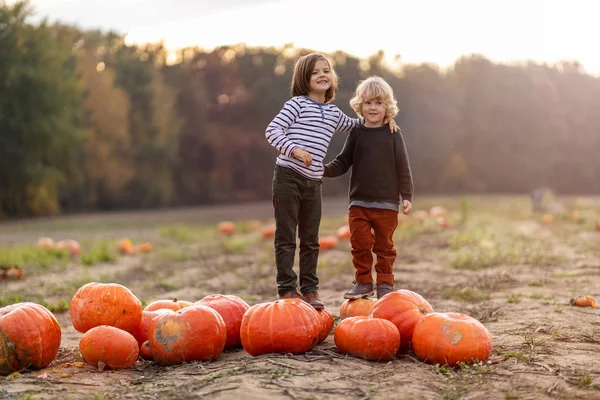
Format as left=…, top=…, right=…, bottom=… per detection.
left=339, top=298, right=376, bottom=320
left=240, top=299, right=320, bottom=356
left=316, top=307, right=335, bottom=343
left=196, top=294, right=250, bottom=349
left=412, top=312, right=493, bottom=366
left=70, top=282, right=142, bottom=335
left=147, top=305, right=226, bottom=365
left=370, top=289, right=433, bottom=353
left=79, top=326, right=139, bottom=370
left=0, top=302, right=61, bottom=375
left=334, top=316, right=400, bottom=361
left=144, top=298, right=192, bottom=312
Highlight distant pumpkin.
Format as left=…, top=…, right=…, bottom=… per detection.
left=319, top=236, right=338, bottom=250
left=218, top=221, right=236, bottom=235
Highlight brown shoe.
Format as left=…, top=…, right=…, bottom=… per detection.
left=376, top=283, right=394, bottom=299
left=302, top=291, right=324, bottom=310
left=344, top=281, right=374, bottom=299
left=279, top=290, right=302, bottom=300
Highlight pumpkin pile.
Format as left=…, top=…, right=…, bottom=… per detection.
left=335, top=289, right=493, bottom=366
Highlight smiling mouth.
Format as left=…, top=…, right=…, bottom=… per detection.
left=317, top=80, right=328, bottom=84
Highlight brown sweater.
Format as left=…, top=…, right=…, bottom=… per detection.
left=323, top=124, right=413, bottom=203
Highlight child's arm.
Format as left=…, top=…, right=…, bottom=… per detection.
left=394, top=131, right=414, bottom=204
left=323, top=131, right=356, bottom=178
left=265, top=98, right=302, bottom=158
left=335, top=108, right=361, bottom=133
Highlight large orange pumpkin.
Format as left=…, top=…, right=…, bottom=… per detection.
left=316, top=307, right=335, bottom=343
left=131, top=309, right=176, bottom=346
left=0, top=302, right=61, bottom=375
left=412, top=312, right=493, bottom=366
left=240, top=299, right=320, bottom=356
left=79, top=326, right=139, bottom=370
left=339, top=298, right=376, bottom=320
left=196, top=294, right=250, bottom=349
left=147, top=305, right=227, bottom=365
left=334, top=316, right=400, bottom=361
left=70, top=282, right=142, bottom=335
left=144, top=298, right=193, bottom=312
left=370, top=289, right=433, bottom=353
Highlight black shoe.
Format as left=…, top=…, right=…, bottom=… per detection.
left=344, top=281, right=374, bottom=299
left=376, top=283, right=394, bottom=299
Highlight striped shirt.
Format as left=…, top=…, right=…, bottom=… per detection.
left=266, top=96, right=359, bottom=180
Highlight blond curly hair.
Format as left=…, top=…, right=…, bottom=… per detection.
left=349, top=76, right=398, bottom=120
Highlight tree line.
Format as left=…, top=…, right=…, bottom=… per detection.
left=1, top=1, right=599, bottom=218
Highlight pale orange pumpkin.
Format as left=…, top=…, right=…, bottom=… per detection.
left=36, top=237, right=55, bottom=250
left=429, top=206, right=448, bottom=218
left=70, top=282, right=142, bottom=335
left=336, top=225, right=351, bottom=240
left=196, top=294, right=250, bottom=349
left=412, top=312, right=493, bottom=366
left=370, top=289, right=433, bottom=353
left=261, top=224, right=276, bottom=239
left=542, top=214, right=554, bottom=224
left=0, top=302, right=61, bottom=375
left=80, top=325, right=139, bottom=370
left=135, top=242, right=152, bottom=253
left=319, top=236, right=338, bottom=250
left=334, top=316, right=400, bottom=361
left=148, top=305, right=227, bottom=365
left=339, top=298, right=376, bottom=320
left=118, top=238, right=134, bottom=255
left=56, top=239, right=81, bottom=256
left=218, top=221, right=236, bottom=235
left=144, top=298, right=192, bottom=312
left=240, top=299, right=320, bottom=356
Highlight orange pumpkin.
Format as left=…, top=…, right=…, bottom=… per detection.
left=139, top=340, right=153, bottom=360
left=56, top=239, right=81, bottom=256
left=196, top=294, right=250, bottom=349
left=131, top=309, right=176, bottom=346
left=246, top=220, right=262, bottom=231
left=79, top=326, right=139, bottom=370
left=135, top=242, right=152, bottom=253
left=261, top=224, right=276, bottom=239
left=334, top=316, right=400, bottom=361
left=319, top=235, right=338, bottom=250
left=429, top=206, right=448, bottom=218
left=336, top=225, right=351, bottom=240
left=70, top=282, right=142, bottom=335
left=370, top=289, right=433, bottom=353
left=36, top=237, right=55, bottom=250
left=437, top=217, right=451, bottom=229
left=218, top=221, right=236, bottom=235
left=118, top=238, right=134, bottom=255
left=412, top=312, right=493, bottom=366
left=144, top=298, right=192, bottom=312
left=240, top=299, right=320, bottom=356
left=542, top=214, right=554, bottom=224
left=339, top=298, right=376, bottom=320
left=0, top=302, right=61, bottom=375
left=147, top=305, right=227, bottom=365
left=316, top=307, right=335, bottom=343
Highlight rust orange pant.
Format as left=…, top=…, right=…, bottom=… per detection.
left=348, top=206, right=399, bottom=286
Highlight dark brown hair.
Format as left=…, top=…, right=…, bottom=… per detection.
left=290, top=53, right=338, bottom=103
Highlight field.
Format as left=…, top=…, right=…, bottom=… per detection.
left=1, top=195, right=600, bottom=400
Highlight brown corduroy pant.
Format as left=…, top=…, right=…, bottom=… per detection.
left=348, top=206, right=399, bottom=286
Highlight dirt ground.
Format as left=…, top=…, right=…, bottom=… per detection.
left=1, top=196, right=599, bottom=400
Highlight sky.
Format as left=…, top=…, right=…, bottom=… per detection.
left=16, top=0, right=600, bottom=74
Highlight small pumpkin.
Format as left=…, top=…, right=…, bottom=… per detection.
left=118, top=238, right=134, bottom=255
left=370, top=289, right=433, bottom=353
left=147, top=305, right=227, bottom=365
left=542, top=214, right=554, bottom=224
left=0, top=302, right=61, bottom=375
left=56, top=239, right=81, bottom=256
left=261, top=224, right=275, bottom=239
left=412, top=312, right=493, bottom=366
left=70, top=282, right=142, bottom=334
left=339, top=298, right=376, bottom=320
left=36, top=237, right=55, bottom=250
left=316, top=307, right=335, bottom=343
left=218, top=221, right=236, bottom=235
left=319, top=236, right=338, bottom=250
left=429, top=206, right=448, bottom=218
left=196, top=294, right=250, bottom=349
left=336, top=225, right=351, bottom=240
left=80, top=326, right=139, bottom=370
left=139, top=340, right=153, bottom=360
left=240, top=299, right=320, bottom=356
left=144, top=298, right=192, bottom=312
left=334, top=316, right=400, bottom=361
left=135, top=242, right=152, bottom=253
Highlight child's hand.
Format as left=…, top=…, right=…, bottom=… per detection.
left=292, top=148, right=312, bottom=167
left=402, top=200, right=412, bottom=215
left=386, top=119, right=401, bottom=133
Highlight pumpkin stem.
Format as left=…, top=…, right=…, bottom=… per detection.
left=97, top=360, right=106, bottom=372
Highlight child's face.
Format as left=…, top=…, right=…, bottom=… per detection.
left=309, top=59, right=332, bottom=95
left=361, top=97, right=386, bottom=126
